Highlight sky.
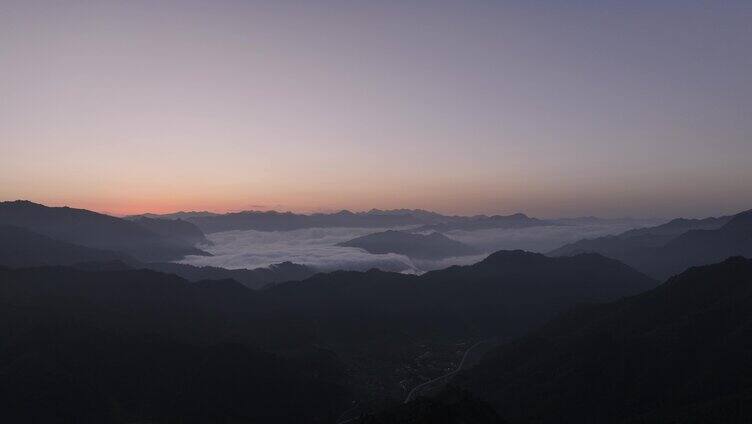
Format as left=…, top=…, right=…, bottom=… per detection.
left=1, top=0, right=751, bottom=218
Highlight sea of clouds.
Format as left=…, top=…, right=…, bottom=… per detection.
left=180, top=227, right=424, bottom=273
left=179, top=219, right=663, bottom=273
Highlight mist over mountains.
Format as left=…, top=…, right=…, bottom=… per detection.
left=4, top=0, right=751, bottom=421
left=0, top=200, right=664, bottom=275
left=177, top=224, right=647, bottom=274
left=167, top=207, right=658, bottom=273
left=0, top=201, right=209, bottom=262
left=189, top=224, right=657, bottom=272
left=552, top=209, right=752, bottom=279
left=2, top=199, right=751, bottom=423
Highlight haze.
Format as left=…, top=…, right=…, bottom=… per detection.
left=2, top=0, right=751, bottom=217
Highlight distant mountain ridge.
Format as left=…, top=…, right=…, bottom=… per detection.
left=127, top=216, right=210, bottom=246
left=650, top=209, right=752, bottom=276
left=0, top=200, right=209, bottom=261
left=413, top=213, right=554, bottom=233
left=550, top=210, right=748, bottom=279
left=35, top=201, right=663, bottom=237
left=551, top=215, right=733, bottom=256
left=178, top=209, right=450, bottom=233
left=127, top=211, right=219, bottom=220
left=134, top=208, right=573, bottom=234
left=338, top=230, right=479, bottom=259
left=0, top=222, right=315, bottom=289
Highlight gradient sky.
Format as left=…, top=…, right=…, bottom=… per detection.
left=1, top=0, right=751, bottom=218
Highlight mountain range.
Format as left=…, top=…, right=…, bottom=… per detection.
left=3, top=199, right=751, bottom=423
left=0, top=249, right=655, bottom=420
left=0, top=200, right=208, bottom=262
left=126, top=216, right=211, bottom=246
left=413, top=213, right=554, bottom=233
left=144, top=261, right=317, bottom=289
left=132, top=209, right=574, bottom=234
left=550, top=209, right=751, bottom=279
left=0, top=202, right=317, bottom=289
left=139, top=209, right=448, bottom=233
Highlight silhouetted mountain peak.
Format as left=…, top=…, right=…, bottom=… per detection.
left=144, top=261, right=317, bottom=290
left=5, top=199, right=37, bottom=206
left=268, top=261, right=309, bottom=271
left=720, top=255, right=751, bottom=265
left=460, top=256, right=752, bottom=423
left=664, top=255, right=752, bottom=290
left=414, top=212, right=551, bottom=232
left=549, top=210, right=747, bottom=279
left=72, top=260, right=134, bottom=272
left=339, top=230, right=478, bottom=259
left=130, top=216, right=209, bottom=246
left=477, top=250, right=644, bottom=281
left=480, top=250, right=547, bottom=266
left=192, top=277, right=253, bottom=295
left=493, top=212, right=528, bottom=219
left=720, top=209, right=752, bottom=232
left=0, top=200, right=208, bottom=261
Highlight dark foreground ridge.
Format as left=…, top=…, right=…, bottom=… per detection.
left=458, top=256, right=752, bottom=423
left=355, top=386, right=507, bottom=424
left=0, top=249, right=655, bottom=422
left=0, top=265, right=350, bottom=423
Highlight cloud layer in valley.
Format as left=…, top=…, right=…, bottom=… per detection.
left=180, top=227, right=424, bottom=273
left=179, top=220, right=662, bottom=273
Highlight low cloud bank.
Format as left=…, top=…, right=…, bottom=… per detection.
left=181, top=227, right=421, bottom=273
left=180, top=221, right=661, bottom=273
left=446, top=220, right=664, bottom=254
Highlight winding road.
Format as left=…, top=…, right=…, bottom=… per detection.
left=403, top=339, right=493, bottom=403
left=335, top=401, right=361, bottom=424
left=335, top=338, right=496, bottom=423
